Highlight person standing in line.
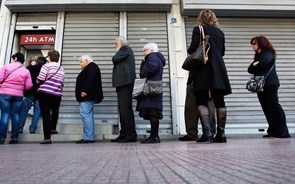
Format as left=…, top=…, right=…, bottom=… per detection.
left=19, top=56, right=47, bottom=134
left=0, top=53, right=32, bottom=144
left=37, top=50, right=65, bottom=144
left=187, top=9, right=231, bottom=143
left=110, top=36, right=137, bottom=143
left=178, top=73, right=216, bottom=141
left=248, top=36, right=290, bottom=138
left=75, top=55, right=103, bottom=144
left=136, top=43, right=165, bottom=144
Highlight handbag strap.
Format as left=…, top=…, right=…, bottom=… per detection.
left=0, top=65, right=23, bottom=85
left=47, top=66, right=61, bottom=81
left=39, top=66, right=61, bottom=85
left=265, top=63, right=275, bottom=79
left=198, top=25, right=205, bottom=45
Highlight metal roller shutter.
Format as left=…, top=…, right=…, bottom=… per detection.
left=60, top=13, right=120, bottom=125
left=185, top=17, right=295, bottom=134
left=16, top=13, right=57, bottom=30
left=127, top=13, right=172, bottom=135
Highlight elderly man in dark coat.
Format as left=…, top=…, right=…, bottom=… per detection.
left=75, top=55, right=103, bottom=143
left=111, top=36, right=137, bottom=143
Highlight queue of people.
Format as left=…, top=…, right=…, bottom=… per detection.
left=0, top=9, right=291, bottom=145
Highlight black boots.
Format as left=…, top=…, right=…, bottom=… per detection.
left=196, top=106, right=212, bottom=143
left=213, top=108, right=227, bottom=143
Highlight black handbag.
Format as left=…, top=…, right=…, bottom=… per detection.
left=246, top=64, right=274, bottom=92
left=182, top=25, right=210, bottom=71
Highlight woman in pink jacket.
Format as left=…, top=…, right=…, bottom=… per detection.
left=0, top=53, right=32, bottom=144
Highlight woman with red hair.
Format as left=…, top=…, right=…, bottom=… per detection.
left=248, top=36, right=290, bottom=138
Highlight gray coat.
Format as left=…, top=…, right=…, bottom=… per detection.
left=112, top=45, right=136, bottom=87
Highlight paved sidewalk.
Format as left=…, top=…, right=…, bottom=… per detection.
left=0, top=138, right=294, bottom=184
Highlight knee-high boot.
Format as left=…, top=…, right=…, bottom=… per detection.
left=197, top=105, right=212, bottom=143
left=213, top=108, right=227, bottom=143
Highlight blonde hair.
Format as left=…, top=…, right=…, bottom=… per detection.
left=197, top=9, right=219, bottom=28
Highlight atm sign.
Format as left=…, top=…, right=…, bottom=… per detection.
left=20, top=34, right=55, bottom=45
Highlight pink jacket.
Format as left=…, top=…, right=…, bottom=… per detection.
left=0, top=62, right=32, bottom=97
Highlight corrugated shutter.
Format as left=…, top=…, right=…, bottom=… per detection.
left=60, top=13, right=120, bottom=125
left=185, top=17, right=295, bottom=134
left=127, top=13, right=172, bottom=135
left=16, top=13, right=57, bottom=30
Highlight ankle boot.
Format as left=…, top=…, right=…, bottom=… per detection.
left=196, top=106, right=212, bottom=143
left=213, top=108, right=227, bottom=143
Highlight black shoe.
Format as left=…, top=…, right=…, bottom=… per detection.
left=51, top=130, right=59, bottom=134
left=18, top=131, right=23, bottom=134
left=263, top=134, right=271, bottom=138
left=9, top=140, right=18, bottom=144
left=178, top=135, right=195, bottom=141
left=30, top=132, right=36, bottom=134
left=196, top=135, right=212, bottom=143
left=40, top=139, right=52, bottom=144
left=118, top=137, right=137, bottom=143
left=212, top=134, right=227, bottom=143
left=76, top=139, right=94, bottom=144
left=140, top=137, right=161, bottom=144
left=111, top=135, right=125, bottom=142
left=0, top=140, right=4, bottom=144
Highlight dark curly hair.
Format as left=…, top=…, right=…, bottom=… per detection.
left=11, top=53, right=25, bottom=64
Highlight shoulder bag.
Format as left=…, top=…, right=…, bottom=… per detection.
left=246, top=64, right=275, bottom=92
left=182, top=25, right=211, bottom=71
left=132, top=78, right=163, bottom=100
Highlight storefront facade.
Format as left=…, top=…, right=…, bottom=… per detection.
left=0, top=0, right=294, bottom=137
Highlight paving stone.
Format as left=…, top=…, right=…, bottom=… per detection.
left=0, top=138, right=294, bottom=183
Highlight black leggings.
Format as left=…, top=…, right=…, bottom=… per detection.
left=195, top=90, right=226, bottom=108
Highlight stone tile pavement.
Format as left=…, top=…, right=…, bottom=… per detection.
left=0, top=137, right=295, bottom=184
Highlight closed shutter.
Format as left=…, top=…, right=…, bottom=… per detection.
left=185, top=17, right=295, bottom=134
left=127, top=13, right=172, bottom=135
left=16, top=13, right=57, bottom=30
left=60, top=13, right=120, bottom=125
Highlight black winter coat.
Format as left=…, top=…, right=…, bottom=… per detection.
left=24, top=65, right=42, bottom=97
left=75, top=62, right=103, bottom=103
left=248, top=49, right=279, bottom=87
left=136, top=52, right=166, bottom=112
left=112, top=45, right=136, bottom=87
left=188, top=24, right=231, bottom=95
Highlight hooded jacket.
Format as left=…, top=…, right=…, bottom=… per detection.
left=136, top=52, right=166, bottom=112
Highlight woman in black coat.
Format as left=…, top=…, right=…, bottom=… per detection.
left=248, top=36, right=290, bottom=138
left=187, top=9, right=231, bottom=143
left=136, top=42, right=165, bottom=144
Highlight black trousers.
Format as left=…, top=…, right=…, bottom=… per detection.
left=38, top=92, right=62, bottom=140
left=116, top=84, right=137, bottom=138
left=257, top=85, right=290, bottom=137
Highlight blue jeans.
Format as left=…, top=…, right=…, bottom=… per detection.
left=79, top=101, right=95, bottom=141
left=19, top=96, right=41, bottom=133
left=0, top=94, right=23, bottom=141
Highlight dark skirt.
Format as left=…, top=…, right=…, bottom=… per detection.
left=139, top=109, right=163, bottom=120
